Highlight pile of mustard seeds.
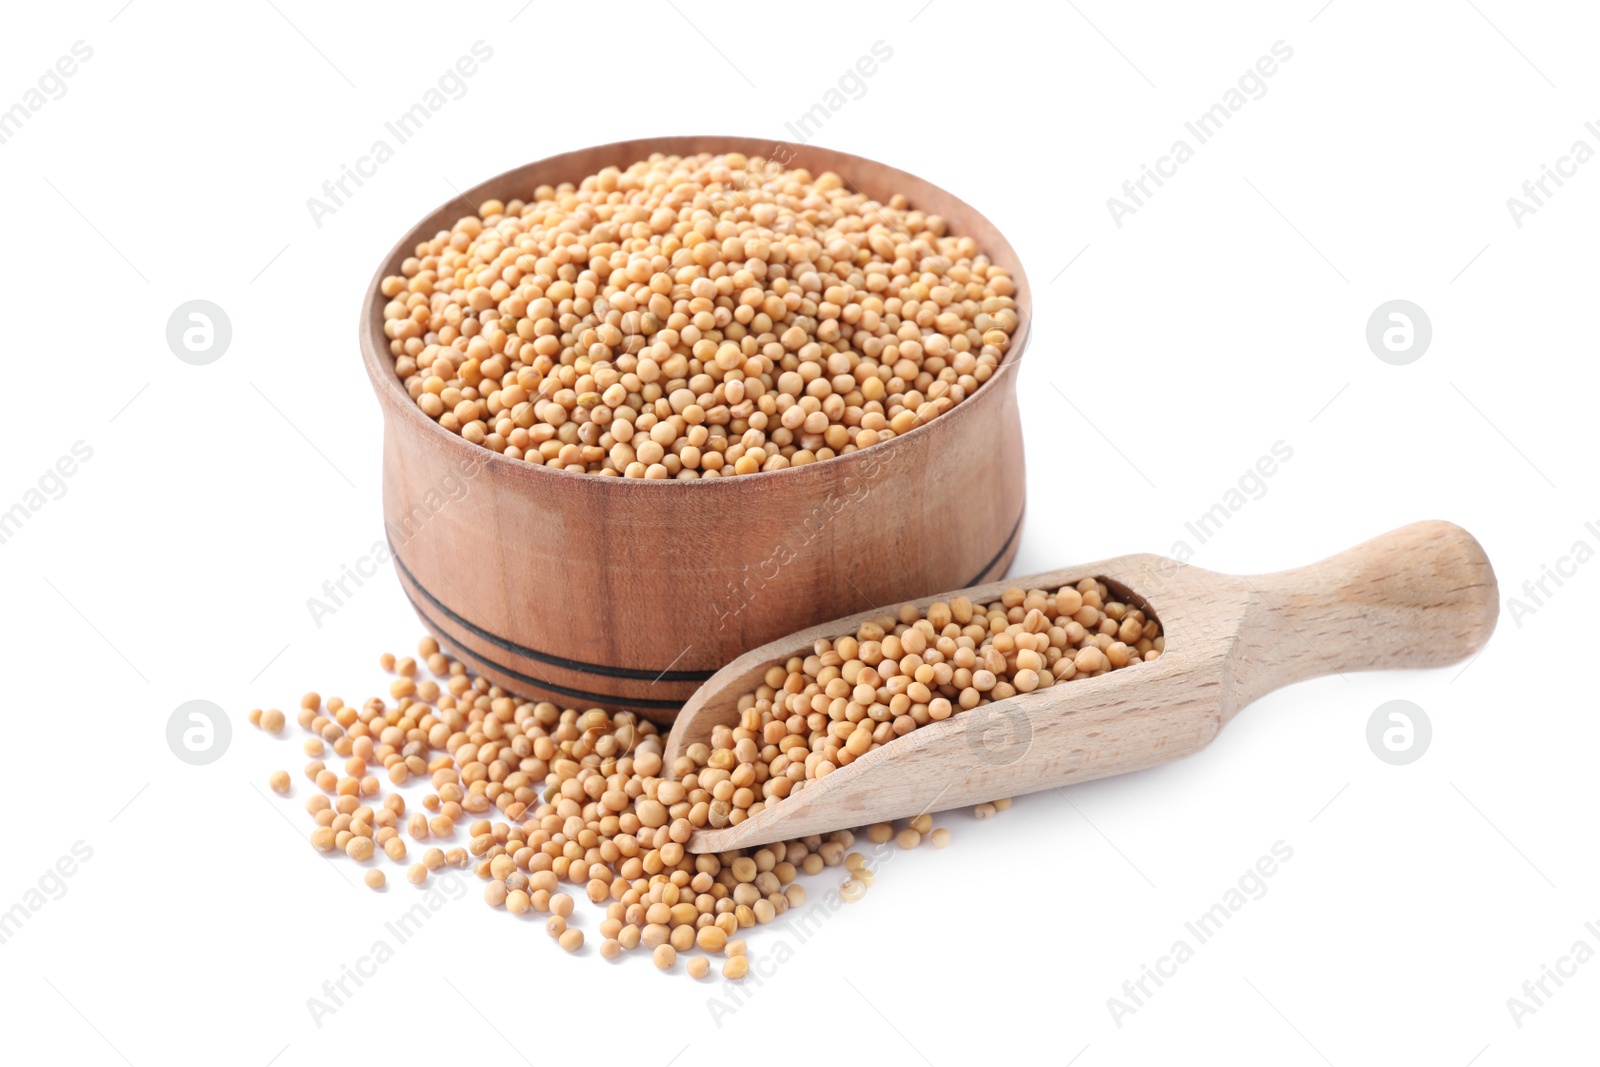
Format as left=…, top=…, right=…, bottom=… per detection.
left=379, top=152, right=1020, bottom=477
left=253, top=634, right=1003, bottom=978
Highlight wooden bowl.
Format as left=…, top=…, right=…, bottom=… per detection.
left=359, top=136, right=1031, bottom=722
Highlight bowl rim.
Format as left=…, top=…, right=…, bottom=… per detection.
left=357, top=134, right=1033, bottom=492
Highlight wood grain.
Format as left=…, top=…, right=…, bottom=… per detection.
left=665, top=520, right=1498, bottom=852
left=358, top=137, right=1031, bottom=720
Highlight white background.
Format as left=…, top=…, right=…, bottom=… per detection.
left=1, top=1, right=1595, bottom=1064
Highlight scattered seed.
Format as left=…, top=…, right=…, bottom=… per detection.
left=267, top=637, right=1015, bottom=981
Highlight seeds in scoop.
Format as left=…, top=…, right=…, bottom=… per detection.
left=687, top=586, right=1159, bottom=823
left=268, top=770, right=290, bottom=795
left=379, top=152, right=1019, bottom=478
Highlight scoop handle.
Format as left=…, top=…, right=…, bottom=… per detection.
left=1234, top=520, right=1498, bottom=699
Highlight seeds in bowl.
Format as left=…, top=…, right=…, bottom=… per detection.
left=379, top=151, right=1020, bottom=477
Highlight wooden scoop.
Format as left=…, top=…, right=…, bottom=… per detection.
left=663, top=521, right=1497, bottom=853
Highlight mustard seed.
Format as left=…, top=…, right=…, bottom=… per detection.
left=692, top=591, right=1160, bottom=822
left=380, top=153, right=1020, bottom=478
left=653, top=944, right=676, bottom=971
left=268, top=770, right=291, bottom=795
left=559, top=928, right=584, bottom=953
left=365, top=869, right=385, bottom=889
left=271, top=633, right=1020, bottom=981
